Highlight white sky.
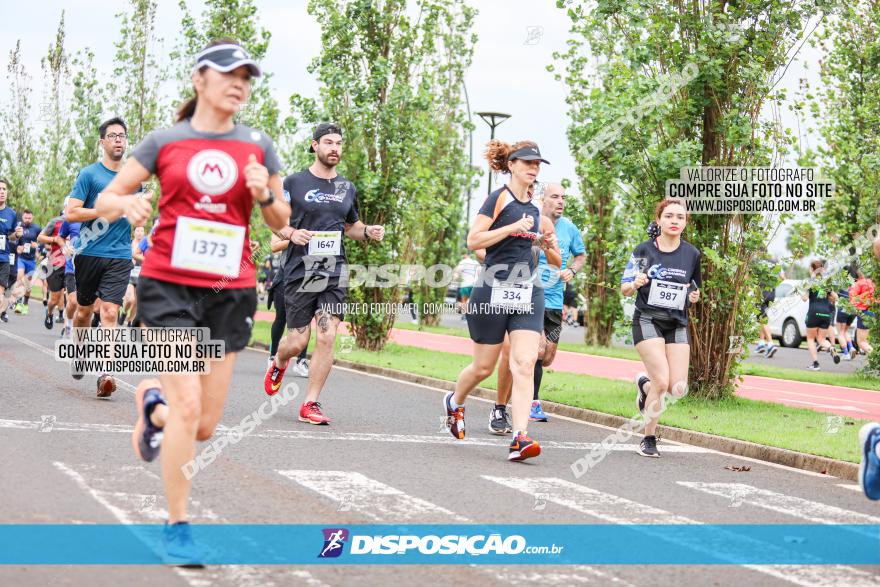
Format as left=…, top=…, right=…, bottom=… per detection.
left=1, top=0, right=826, bottom=257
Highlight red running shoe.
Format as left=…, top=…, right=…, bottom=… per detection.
left=97, top=374, right=116, bottom=398
left=264, top=357, right=287, bottom=396
left=299, top=401, right=330, bottom=425
left=508, top=432, right=541, bottom=462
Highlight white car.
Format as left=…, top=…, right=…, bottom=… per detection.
left=767, top=280, right=808, bottom=347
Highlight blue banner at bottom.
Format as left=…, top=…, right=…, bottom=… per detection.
left=1, top=524, right=878, bottom=565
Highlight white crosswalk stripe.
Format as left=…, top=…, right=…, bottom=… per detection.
left=484, top=476, right=879, bottom=587
left=53, top=461, right=326, bottom=587
left=677, top=482, right=880, bottom=526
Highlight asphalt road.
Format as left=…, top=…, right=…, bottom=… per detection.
left=1, top=310, right=878, bottom=585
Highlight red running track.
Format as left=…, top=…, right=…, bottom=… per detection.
left=254, top=311, right=880, bottom=422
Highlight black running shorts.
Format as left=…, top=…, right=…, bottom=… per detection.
left=47, top=267, right=65, bottom=293
left=544, top=309, right=563, bottom=344
left=283, top=275, right=347, bottom=329
left=137, top=276, right=257, bottom=353
left=632, top=310, right=689, bottom=345
left=73, top=255, right=132, bottom=306
left=465, top=283, right=545, bottom=345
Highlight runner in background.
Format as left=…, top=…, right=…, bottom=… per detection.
left=453, top=252, right=480, bottom=319
left=268, top=230, right=309, bottom=376
left=0, top=178, right=22, bottom=323
left=58, top=216, right=81, bottom=339
left=121, top=225, right=145, bottom=326
left=12, top=210, right=42, bottom=315
left=802, top=260, right=839, bottom=371
left=94, top=39, right=290, bottom=564
left=849, top=266, right=874, bottom=356
left=37, top=210, right=67, bottom=330
left=621, top=199, right=701, bottom=458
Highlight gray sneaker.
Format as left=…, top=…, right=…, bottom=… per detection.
left=488, top=405, right=512, bottom=435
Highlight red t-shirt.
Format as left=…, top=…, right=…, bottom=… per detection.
left=130, top=120, right=281, bottom=289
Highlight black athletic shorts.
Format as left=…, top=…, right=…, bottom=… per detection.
left=64, top=273, right=76, bottom=294
left=47, top=266, right=65, bottom=293
left=632, top=310, right=690, bottom=345
left=806, top=311, right=832, bottom=329
left=465, top=282, right=545, bottom=345
left=563, top=288, right=576, bottom=307
left=284, top=275, right=347, bottom=329
left=138, top=276, right=257, bottom=353
left=544, top=309, right=563, bottom=344
left=836, top=308, right=855, bottom=325
left=74, top=255, right=132, bottom=306
left=0, top=263, right=9, bottom=290
left=5, top=262, right=15, bottom=289
left=856, top=312, right=872, bottom=330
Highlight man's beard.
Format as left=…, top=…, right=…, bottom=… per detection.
left=109, top=151, right=124, bottom=162
left=317, top=152, right=339, bottom=168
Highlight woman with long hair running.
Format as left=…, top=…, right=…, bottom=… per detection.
left=622, top=199, right=701, bottom=458
left=95, top=39, right=290, bottom=563
left=445, top=139, right=560, bottom=461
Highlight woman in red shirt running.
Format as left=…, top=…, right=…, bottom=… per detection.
left=95, top=39, right=290, bottom=564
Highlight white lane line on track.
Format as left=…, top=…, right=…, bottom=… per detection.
left=0, top=328, right=137, bottom=393
left=320, top=360, right=837, bottom=479
left=837, top=484, right=862, bottom=492
left=53, top=461, right=327, bottom=587
left=783, top=399, right=868, bottom=413
left=277, top=469, right=625, bottom=585
left=677, top=482, right=880, bottom=527
left=277, top=469, right=469, bottom=522
left=484, top=476, right=880, bottom=587
left=0, top=417, right=707, bottom=452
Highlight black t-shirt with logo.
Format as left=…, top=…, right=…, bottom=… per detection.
left=477, top=186, right=541, bottom=282
left=281, top=169, right=359, bottom=281
left=621, top=238, right=702, bottom=325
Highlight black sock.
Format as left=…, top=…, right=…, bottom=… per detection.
left=24, top=294, right=30, bottom=304
left=533, top=360, right=543, bottom=401
left=298, top=347, right=308, bottom=361
left=91, top=312, right=100, bottom=328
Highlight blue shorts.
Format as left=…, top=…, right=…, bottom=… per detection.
left=17, top=257, right=36, bottom=277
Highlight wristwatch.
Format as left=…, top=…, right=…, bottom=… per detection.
left=259, top=190, right=275, bottom=208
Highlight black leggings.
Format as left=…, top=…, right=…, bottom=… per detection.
left=270, top=285, right=307, bottom=362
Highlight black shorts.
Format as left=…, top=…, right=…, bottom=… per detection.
left=806, top=311, right=832, bottom=329
left=47, top=266, right=66, bottom=293
left=544, top=309, right=563, bottom=344
left=563, top=288, right=576, bottom=307
left=137, top=276, right=257, bottom=353
left=64, top=273, right=76, bottom=294
left=0, top=263, right=9, bottom=290
left=465, top=283, right=545, bottom=345
left=283, top=275, right=347, bottom=329
left=129, top=268, right=141, bottom=287
left=856, top=312, right=872, bottom=330
left=632, top=310, right=689, bottom=345
left=836, top=309, right=855, bottom=325
left=74, top=255, right=132, bottom=306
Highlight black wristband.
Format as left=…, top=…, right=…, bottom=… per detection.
left=259, top=192, right=275, bottom=208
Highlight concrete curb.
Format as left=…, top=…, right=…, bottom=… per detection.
left=250, top=341, right=857, bottom=481
left=330, top=357, right=859, bottom=482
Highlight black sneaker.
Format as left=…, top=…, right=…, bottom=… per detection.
left=488, top=405, right=512, bottom=435
left=117, top=310, right=126, bottom=326
left=133, top=386, right=166, bottom=462
left=635, top=372, right=650, bottom=414
left=828, top=346, right=840, bottom=364
left=44, top=309, right=54, bottom=330
left=807, top=361, right=821, bottom=371
left=637, top=435, right=660, bottom=458
left=56, top=309, right=64, bottom=323
left=0, top=312, right=7, bottom=323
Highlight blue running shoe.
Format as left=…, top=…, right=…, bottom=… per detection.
left=859, top=422, right=880, bottom=500
left=163, top=521, right=205, bottom=567
left=133, top=386, right=166, bottom=462
left=529, top=400, right=548, bottom=422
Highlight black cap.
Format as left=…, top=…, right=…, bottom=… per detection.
left=309, top=123, right=343, bottom=152
left=508, top=145, right=550, bottom=165
left=194, top=43, right=261, bottom=78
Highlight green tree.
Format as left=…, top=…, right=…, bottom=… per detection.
left=785, top=221, right=816, bottom=260
left=0, top=41, right=39, bottom=212
left=36, top=12, right=73, bottom=217
left=66, top=49, right=106, bottom=172
left=807, top=0, right=880, bottom=373
left=110, top=0, right=167, bottom=143
left=291, top=0, right=477, bottom=349
left=555, top=0, right=823, bottom=398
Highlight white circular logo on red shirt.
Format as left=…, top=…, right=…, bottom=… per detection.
left=187, top=149, right=238, bottom=195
